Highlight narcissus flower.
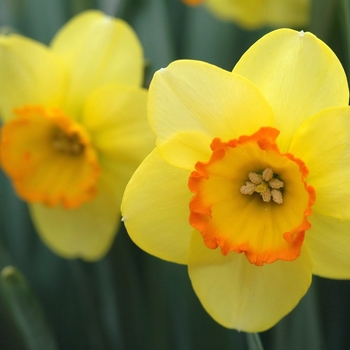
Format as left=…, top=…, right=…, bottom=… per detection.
left=182, top=0, right=309, bottom=29
left=122, top=29, right=350, bottom=332
left=0, top=11, right=154, bottom=261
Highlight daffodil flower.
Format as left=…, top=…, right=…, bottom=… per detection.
left=182, top=0, right=309, bottom=29
left=121, top=29, right=350, bottom=332
left=0, top=11, right=154, bottom=261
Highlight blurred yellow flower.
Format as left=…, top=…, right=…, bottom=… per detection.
left=0, top=11, right=154, bottom=261
left=122, top=29, right=350, bottom=331
left=183, top=0, right=310, bottom=29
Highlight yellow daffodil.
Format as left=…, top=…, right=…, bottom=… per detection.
left=121, top=29, right=350, bottom=332
left=183, top=0, right=309, bottom=29
left=0, top=11, right=154, bottom=261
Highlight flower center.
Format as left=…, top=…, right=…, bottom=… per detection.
left=52, top=127, right=85, bottom=155
left=188, top=127, right=315, bottom=266
left=0, top=105, right=101, bottom=209
left=240, top=168, right=284, bottom=204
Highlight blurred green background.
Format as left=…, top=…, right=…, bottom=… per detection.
left=1, top=0, right=350, bottom=349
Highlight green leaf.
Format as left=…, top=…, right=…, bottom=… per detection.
left=118, top=0, right=177, bottom=86
left=309, top=0, right=337, bottom=40
left=0, top=266, right=58, bottom=350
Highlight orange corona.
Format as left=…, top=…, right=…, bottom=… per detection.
left=188, top=127, right=316, bottom=266
left=0, top=105, right=100, bottom=209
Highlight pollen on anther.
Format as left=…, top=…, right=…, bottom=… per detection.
left=269, top=178, right=284, bottom=189
left=240, top=182, right=256, bottom=195
left=262, top=168, right=273, bottom=181
left=271, top=189, right=283, bottom=204
left=240, top=168, right=284, bottom=204
left=261, top=188, right=271, bottom=202
left=248, top=172, right=263, bottom=184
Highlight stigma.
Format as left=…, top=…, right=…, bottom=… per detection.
left=240, top=167, right=284, bottom=204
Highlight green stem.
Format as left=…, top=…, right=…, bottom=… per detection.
left=246, top=332, right=265, bottom=350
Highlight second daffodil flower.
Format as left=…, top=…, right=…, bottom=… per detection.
left=183, top=0, right=310, bottom=29
left=122, top=29, right=350, bottom=332
left=0, top=11, right=154, bottom=261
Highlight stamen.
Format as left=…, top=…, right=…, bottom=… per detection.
left=271, top=189, right=283, bottom=204
left=262, top=168, right=273, bottom=181
left=240, top=182, right=256, bottom=195
left=52, top=127, right=85, bottom=156
left=248, top=172, right=263, bottom=184
left=240, top=168, right=284, bottom=204
left=260, top=188, right=271, bottom=202
left=269, top=178, right=284, bottom=189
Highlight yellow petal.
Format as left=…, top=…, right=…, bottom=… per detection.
left=51, top=10, right=143, bottom=117
left=82, top=84, right=154, bottom=166
left=289, top=107, right=350, bottom=220
left=188, top=231, right=312, bottom=332
left=233, top=29, right=349, bottom=152
left=306, top=213, right=350, bottom=279
left=205, top=0, right=309, bottom=29
left=149, top=60, right=273, bottom=163
left=29, top=174, right=120, bottom=261
left=121, top=149, right=193, bottom=264
left=158, top=131, right=213, bottom=170
left=0, top=34, right=66, bottom=122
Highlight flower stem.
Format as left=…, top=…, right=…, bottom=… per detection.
left=246, top=332, right=265, bottom=350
